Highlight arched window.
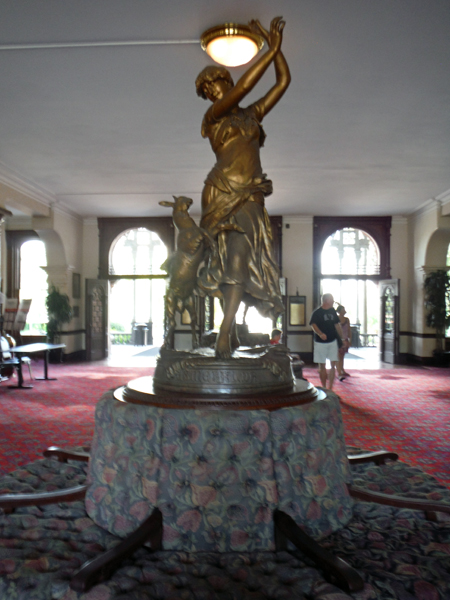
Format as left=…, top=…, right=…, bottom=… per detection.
left=313, top=216, right=391, bottom=348
left=20, top=240, right=48, bottom=333
left=108, top=228, right=168, bottom=346
left=321, top=228, right=380, bottom=275
left=110, top=228, right=167, bottom=276
left=320, top=227, right=383, bottom=347
left=5, top=231, right=48, bottom=335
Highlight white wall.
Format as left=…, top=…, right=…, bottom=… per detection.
left=4, top=209, right=84, bottom=354
left=281, top=216, right=314, bottom=354
left=35, top=209, right=84, bottom=354
left=408, top=200, right=450, bottom=358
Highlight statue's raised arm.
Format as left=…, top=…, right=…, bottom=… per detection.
left=205, top=17, right=290, bottom=122
left=248, top=17, right=291, bottom=118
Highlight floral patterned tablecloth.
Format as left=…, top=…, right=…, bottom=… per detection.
left=85, top=390, right=354, bottom=551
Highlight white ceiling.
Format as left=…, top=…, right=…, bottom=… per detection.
left=1, top=0, right=449, bottom=219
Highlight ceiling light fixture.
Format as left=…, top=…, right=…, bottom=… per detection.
left=200, top=23, right=264, bottom=67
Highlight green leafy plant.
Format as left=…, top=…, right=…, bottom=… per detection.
left=423, top=270, right=450, bottom=354
left=46, top=285, right=72, bottom=343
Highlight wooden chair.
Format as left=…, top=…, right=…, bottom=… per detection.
left=0, top=334, right=23, bottom=384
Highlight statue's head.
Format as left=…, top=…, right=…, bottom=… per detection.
left=195, top=65, right=234, bottom=100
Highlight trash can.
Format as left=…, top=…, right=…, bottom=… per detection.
left=133, top=323, right=148, bottom=346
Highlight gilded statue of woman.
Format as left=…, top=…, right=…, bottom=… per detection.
left=196, top=17, right=291, bottom=358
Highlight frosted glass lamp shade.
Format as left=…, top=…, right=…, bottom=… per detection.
left=201, top=24, right=264, bottom=67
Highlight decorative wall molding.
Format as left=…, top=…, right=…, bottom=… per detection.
left=400, top=330, right=447, bottom=340
left=5, top=216, right=33, bottom=230
left=0, top=162, right=80, bottom=221
left=282, top=215, right=314, bottom=225
left=51, top=203, right=82, bottom=222
left=418, top=265, right=450, bottom=273
left=42, top=266, right=72, bottom=292
left=411, top=198, right=440, bottom=219
left=286, top=330, right=313, bottom=335
left=0, top=161, right=54, bottom=208
left=83, top=218, right=99, bottom=227
left=391, top=216, right=408, bottom=225
left=436, top=188, right=450, bottom=204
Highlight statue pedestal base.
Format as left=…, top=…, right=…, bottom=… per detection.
left=115, top=374, right=322, bottom=410
left=152, top=345, right=303, bottom=398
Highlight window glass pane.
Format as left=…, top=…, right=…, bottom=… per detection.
left=109, top=228, right=169, bottom=347
left=212, top=300, right=273, bottom=336
left=20, top=240, right=47, bottom=334
left=320, top=278, right=379, bottom=346
left=213, top=298, right=224, bottom=330
left=109, top=277, right=167, bottom=346
left=321, top=228, right=380, bottom=275
left=110, top=228, right=167, bottom=276
left=237, top=303, right=272, bottom=335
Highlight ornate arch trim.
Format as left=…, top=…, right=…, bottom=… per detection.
left=313, top=216, right=392, bottom=306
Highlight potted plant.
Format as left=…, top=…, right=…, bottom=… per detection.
left=423, top=269, right=450, bottom=366
left=46, top=285, right=72, bottom=361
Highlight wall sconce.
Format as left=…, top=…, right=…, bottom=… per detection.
left=200, top=23, right=264, bottom=67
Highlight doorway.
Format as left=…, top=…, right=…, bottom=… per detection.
left=379, top=279, right=400, bottom=364
left=107, top=227, right=168, bottom=360
left=320, top=227, right=382, bottom=365
left=19, top=239, right=48, bottom=335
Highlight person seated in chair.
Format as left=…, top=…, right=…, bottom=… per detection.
left=1, top=334, right=15, bottom=381
left=270, top=328, right=282, bottom=345
left=0, top=333, right=32, bottom=382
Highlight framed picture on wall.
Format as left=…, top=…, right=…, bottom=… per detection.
left=72, top=273, right=81, bottom=299
left=289, top=295, right=306, bottom=326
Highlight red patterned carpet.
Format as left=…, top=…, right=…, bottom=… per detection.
left=0, top=361, right=148, bottom=476
left=0, top=361, right=449, bottom=488
left=304, top=366, right=450, bottom=487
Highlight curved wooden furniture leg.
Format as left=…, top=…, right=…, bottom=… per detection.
left=347, top=451, right=399, bottom=465
left=43, top=446, right=90, bottom=463
left=273, top=510, right=364, bottom=593
left=349, top=485, right=450, bottom=521
left=0, top=485, right=88, bottom=513
left=70, top=507, right=163, bottom=593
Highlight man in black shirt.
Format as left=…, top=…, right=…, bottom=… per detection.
left=309, top=293, right=347, bottom=390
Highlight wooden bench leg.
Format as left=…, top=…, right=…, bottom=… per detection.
left=70, top=507, right=163, bottom=593
left=273, top=510, right=364, bottom=593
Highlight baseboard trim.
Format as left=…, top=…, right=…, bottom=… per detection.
left=64, top=350, right=86, bottom=362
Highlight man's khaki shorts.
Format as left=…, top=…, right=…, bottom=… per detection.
left=313, top=340, right=338, bottom=364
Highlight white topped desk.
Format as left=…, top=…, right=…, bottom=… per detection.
left=12, top=343, right=66, bottom=385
